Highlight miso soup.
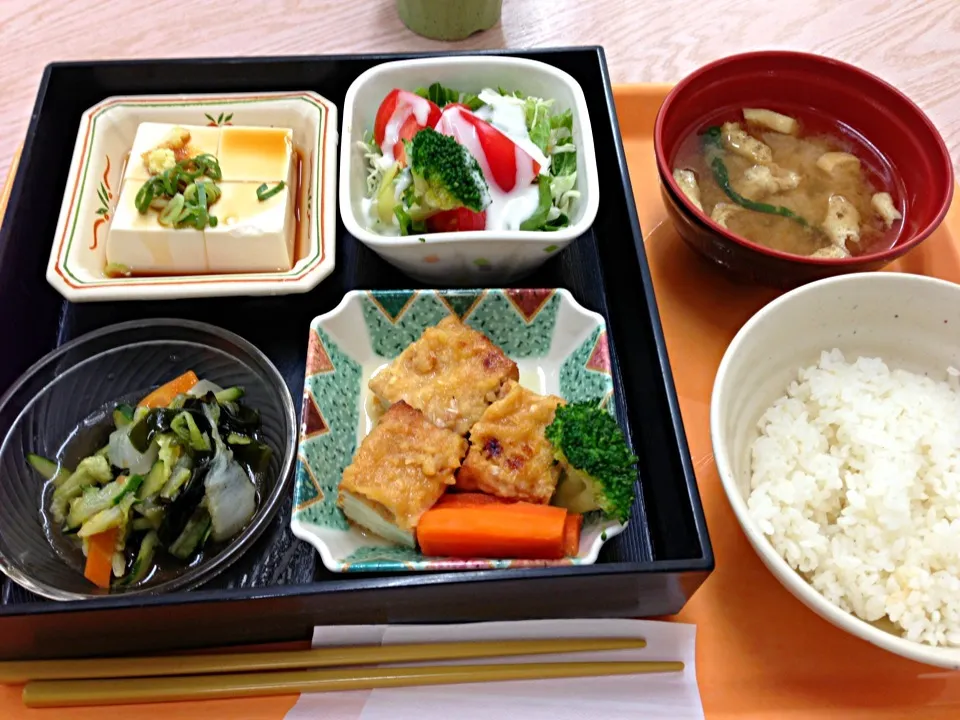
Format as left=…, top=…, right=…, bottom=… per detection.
left=672, top=108, right=903, bottom=258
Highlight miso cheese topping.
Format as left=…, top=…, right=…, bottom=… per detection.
left=106, top=122, right=299, bottom=276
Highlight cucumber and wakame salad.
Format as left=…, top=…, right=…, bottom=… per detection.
left=28, top=372, right=271, bottom=590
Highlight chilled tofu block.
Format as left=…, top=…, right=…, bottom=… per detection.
left=106, top=180, right=207, bottom=274
left=204, top=180, right=296, bottom=273
left=123, top=123, right=221, bottom=181
left=217, top=126, right=294, bottom=182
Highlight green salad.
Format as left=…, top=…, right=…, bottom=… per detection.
left=360, top=83, right=579, bottom=236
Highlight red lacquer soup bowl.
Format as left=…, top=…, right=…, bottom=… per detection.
left=654, top=51, right=954, bottom=288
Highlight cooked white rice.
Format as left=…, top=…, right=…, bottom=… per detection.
left=748, top=349, right=960, bottom=647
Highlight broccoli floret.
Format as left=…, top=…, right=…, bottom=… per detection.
left=545, top=402, right=638, bottom=523
left=408, top=127, right=489, bottom=213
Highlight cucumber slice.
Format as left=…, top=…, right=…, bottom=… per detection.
left=214, top=386, right=245, bottom=404
left=170, top=411, right=211, bottom=453
left=168, top=508, right=211, bottom=560
left=113, top=404, right=135, bottom=429
left=52, top=456, right=112, bottom=503
left=138, top=459, right=168, bottom=500
left=226, top=433, right=252, bottom=445
left=50, top=474, right=98, bottom=524
left=161, top=466, right=192, bottom=500
left=132, top=517, right=158, bottom=532
left=134, top=500, right=164, bottom=522
left=77, top=494, right=136, bottom=538
left=111, top=550, right=127, bottom=578
left=65, top=475, right=143, bottom=530
left=121, top=530, right=159, bottom=585
left=26, top=454, right=71, bottom=485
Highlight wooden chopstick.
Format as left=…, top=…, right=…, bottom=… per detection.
left=0, top=637, right=646, bottom=683
left=22, top=660, right=685, bottom=708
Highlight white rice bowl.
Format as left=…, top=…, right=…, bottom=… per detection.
left=748, top=349, right=960, bottom=647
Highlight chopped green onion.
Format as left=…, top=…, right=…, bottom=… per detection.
left=104, top=263, right=132, bottom=278
left=256, top=181, right=286, bottom=202
left=134, top=181, right=157, bottom=214
left=158, top=193, right=185, bottom=227
left=193, top=154, right=222, bottom=181
left=204, top=181, right=222, bottom=205
left=134, top=154, right=223, bottom=230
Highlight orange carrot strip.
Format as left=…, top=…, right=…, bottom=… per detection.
left=84, top=527, right=119, bottom=589
left=417, top=503, right=568, bottom=560
left=563, top=513, right=583, bottom=557
left=138, top=370, right=199, bottom=409
left=434, top=493, right=506, bottom=508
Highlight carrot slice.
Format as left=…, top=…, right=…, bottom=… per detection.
left=434, top=493, right=506, bottom=508
left=563, top=513, right=583, bottom=557
left=84, top=527, right=119, bottom=589
left=138, top=370, right=199, bottom=409
left=416, top=503, right=568, bottom=560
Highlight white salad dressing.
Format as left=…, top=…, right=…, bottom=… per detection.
left=393, top=168, right=412, bottom=200
left=435, top=100, right=547, bottom=232
left=380, top=93, right=434, bottom=164
left=475, top=89, right=551, bottom=174
left=485, top=183, right=542, bottom=232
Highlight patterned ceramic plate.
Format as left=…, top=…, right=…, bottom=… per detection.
left=290, top=288, right=627, bottom=572
left=47, top=91, right=337, bottom=302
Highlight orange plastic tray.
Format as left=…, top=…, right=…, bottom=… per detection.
left=4, top=85, right=960, bottom=718
left=619, top=83, right=960, bottom=718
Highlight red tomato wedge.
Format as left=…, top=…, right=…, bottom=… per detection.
left=373, top=89, right=441, bottom=165
left=427, top=208, right=487, bottom=233
left=434, top=106, right=541, bottom=192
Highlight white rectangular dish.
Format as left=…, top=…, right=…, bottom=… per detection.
left=47, top=91, right=338, bottom=302
left=339, top=56, right=600, bottom=285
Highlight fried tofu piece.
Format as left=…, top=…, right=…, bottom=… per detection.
left=743, top=108, right=798, bottom=135
left=822, top=194, right=861, bottom=248
left=457, top=382, right=564, bottom=504
left=721, top=122, right=773, bottom=164
left=872, top=192, right=903, bottom=228
left=673, top=168, right=703, bottom=211
left=368, top=316, right=519, bottom=435
left=339, top=401, right=467, bottom=546
left=739, top=163, right=801, bottom=200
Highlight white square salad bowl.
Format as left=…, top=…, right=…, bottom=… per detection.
left=339, top=55, right=600, bottom=285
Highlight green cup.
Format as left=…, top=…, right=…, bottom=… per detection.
left=396, top=0, right=502, bottom=41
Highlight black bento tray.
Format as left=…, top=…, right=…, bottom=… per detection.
left=0, top=47, right=712, bottom=660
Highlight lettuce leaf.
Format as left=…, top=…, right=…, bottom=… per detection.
left=519, top=176, right=554, bottom=231
left=395, top=206, right=427, bottom=236
left=549, top=109, right=577, bottom=177
left=415, top=83, right=484, bottom=111
left=551, top=150, right=577, bottom=177
left=524, top=97, right=553, bottom=154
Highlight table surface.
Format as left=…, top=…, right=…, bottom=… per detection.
left=2, top=1, right=960, bottom=717
left=1, top=0, right=960, bottom=182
